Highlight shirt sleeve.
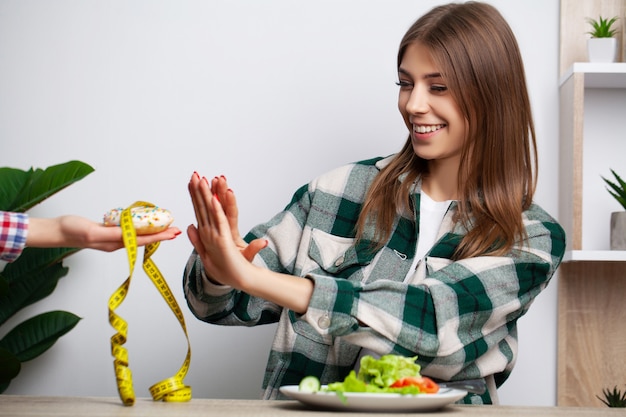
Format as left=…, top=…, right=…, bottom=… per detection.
left=301, top=211, right=566, bottom=363
left=0, top=211, right=29, bottom=262
left=182, top=161, right=375, bottom=326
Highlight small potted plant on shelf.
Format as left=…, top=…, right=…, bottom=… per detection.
left=601, top=169, right=626, bottom=250
left=586, top=15, right=620, bottom=63
left=597, top=385, right=626, bottom=408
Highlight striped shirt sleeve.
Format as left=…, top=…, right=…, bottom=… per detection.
left=0, top=211, right=29, bottom=262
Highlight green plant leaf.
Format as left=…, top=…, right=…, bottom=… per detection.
left=0, top=311, right=81, bottom=362
left=0, top=247, right=80, bottom=327
left=0, top=347, right=21, bottom=392
left=586, top=16, right=619, bottom=38
left=602, top=169, right=626, bottom=210
left=610, top=169, right=626, bottom=193
left=0, top=259, right=71, bottom=327
left=0, top=167, right=30, bottom=211
left=1, top=247, right=78, bottom=285
left=597, top=385, right=626, bottom=407
left=0, top=160, right=94, bottom=212
left=0, top=160, right=90, bottom=390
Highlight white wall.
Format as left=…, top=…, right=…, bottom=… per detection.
left=0, top=0, right=561, bottom=406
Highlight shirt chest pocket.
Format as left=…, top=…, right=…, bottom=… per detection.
left=305, top=229, right=373, bottom=278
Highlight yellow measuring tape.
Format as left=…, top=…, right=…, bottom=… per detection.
left=108, top=201, right=192, bottom=406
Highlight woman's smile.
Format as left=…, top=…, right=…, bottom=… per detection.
left=412, top=123, right=447, bottom=140
left=414, top=123, right=446, bottom=134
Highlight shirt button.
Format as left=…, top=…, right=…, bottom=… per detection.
left=334, top=256, right=345, bottom=267
left=318, top=314, right=331, bottom=329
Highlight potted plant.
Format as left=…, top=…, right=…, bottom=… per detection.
left=586, top=15, right=620, bottom=63
left=601, top=169, right=626, bottom=250
left=597, top=385, right=626, bottom=408
left=0, top=160, right=94, bottom=393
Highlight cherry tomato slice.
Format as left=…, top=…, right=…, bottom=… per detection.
left=390, top=376, right=439, bottom=393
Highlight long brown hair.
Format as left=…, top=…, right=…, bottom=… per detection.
left=356, top=2, right=537, bottom=259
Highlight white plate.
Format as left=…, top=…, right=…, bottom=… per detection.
left=279, top=385, right=467, bottom=412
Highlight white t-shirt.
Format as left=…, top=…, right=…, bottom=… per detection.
left=355, top=191, right=452, bottom=371
left=405, top=191, right=452, bottom=280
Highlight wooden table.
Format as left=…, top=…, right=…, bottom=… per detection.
left=0, top=396, right=622, bottom=416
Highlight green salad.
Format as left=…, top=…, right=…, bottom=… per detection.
left=298, top=354, right=438, bottom=397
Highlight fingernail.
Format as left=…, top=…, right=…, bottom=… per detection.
left=227, top=188, right=233, bottom=193
left=220, top=175, right=227, bottom=181
left=202, top=176, right=209, bottom=184
left=193, top=171, right=199, bottom=179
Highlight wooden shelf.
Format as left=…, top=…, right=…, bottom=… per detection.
left=559, top=62, right=626, bottom=88
left=563, top=250, right=626, bottom=262
left=557, top=62, right=626, bottom=406
left=557, top=1, right=626, bottom=408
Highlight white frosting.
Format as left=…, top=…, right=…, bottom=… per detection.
left=103, top=206, right=174, bottom=235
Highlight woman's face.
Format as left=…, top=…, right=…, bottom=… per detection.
left=397, top=42, right=467, bottom=168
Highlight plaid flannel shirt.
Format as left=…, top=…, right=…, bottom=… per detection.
left=184, top=155, right=566, bottom=404
left=0, top=211, right=28, bottom=262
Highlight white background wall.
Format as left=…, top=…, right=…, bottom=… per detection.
left=0, top=0, right=561, bottom=406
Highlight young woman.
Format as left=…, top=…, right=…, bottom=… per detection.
left=183, top=2, right=566, bottom=405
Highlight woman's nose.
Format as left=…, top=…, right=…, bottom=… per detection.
left=405, top=86, right=429, bottom=114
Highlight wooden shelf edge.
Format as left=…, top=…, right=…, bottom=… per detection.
left=562, top=250, right=626, bottom=262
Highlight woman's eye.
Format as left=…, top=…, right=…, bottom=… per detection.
left=395, top=80, right=413, bottom=89
left=430, top=85, right=448, bottom=92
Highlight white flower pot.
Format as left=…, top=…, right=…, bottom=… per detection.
left=587, top=37, right=617, bottom=63
left=610, top=211, right=626, bottom=250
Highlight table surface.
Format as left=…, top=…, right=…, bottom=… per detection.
left=1, top=396, right=623, bottom=417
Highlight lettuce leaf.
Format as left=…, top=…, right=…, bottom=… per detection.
left=324, top=354, right=423, bottom=396
left=358, top=354, right=421, bottom=388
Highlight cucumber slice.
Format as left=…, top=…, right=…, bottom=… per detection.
left=299, top=376, right=321, bottom=393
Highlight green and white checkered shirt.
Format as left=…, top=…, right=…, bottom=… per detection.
left=184, top=155, right=566, bottom=404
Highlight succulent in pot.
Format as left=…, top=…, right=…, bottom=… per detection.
left=601, top=169, right=626, bottom=250
left=586, top=15, right=620, bottom=62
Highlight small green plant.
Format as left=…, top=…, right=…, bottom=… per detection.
left=597, top=385, right=626, bottom=407
left=587, top=15, right=619, bottom=38
left=0, top=160, right=94, bottom=393
left=602, top=169, right=626, bottom=210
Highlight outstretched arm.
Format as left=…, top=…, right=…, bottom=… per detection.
left=27, top=216, right=181, bottom=251
left=186, top=172, right=313, bottom=313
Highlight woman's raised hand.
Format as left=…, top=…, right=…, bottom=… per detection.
left=187, top=172, right=267, bottom=288
left=187, top=172, right=313, bottom=313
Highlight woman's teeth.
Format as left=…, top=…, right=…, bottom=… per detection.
left=414, top=124, right=445, bottom=133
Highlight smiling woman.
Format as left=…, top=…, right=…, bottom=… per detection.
left=183, top=1, right=565, bottom=406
